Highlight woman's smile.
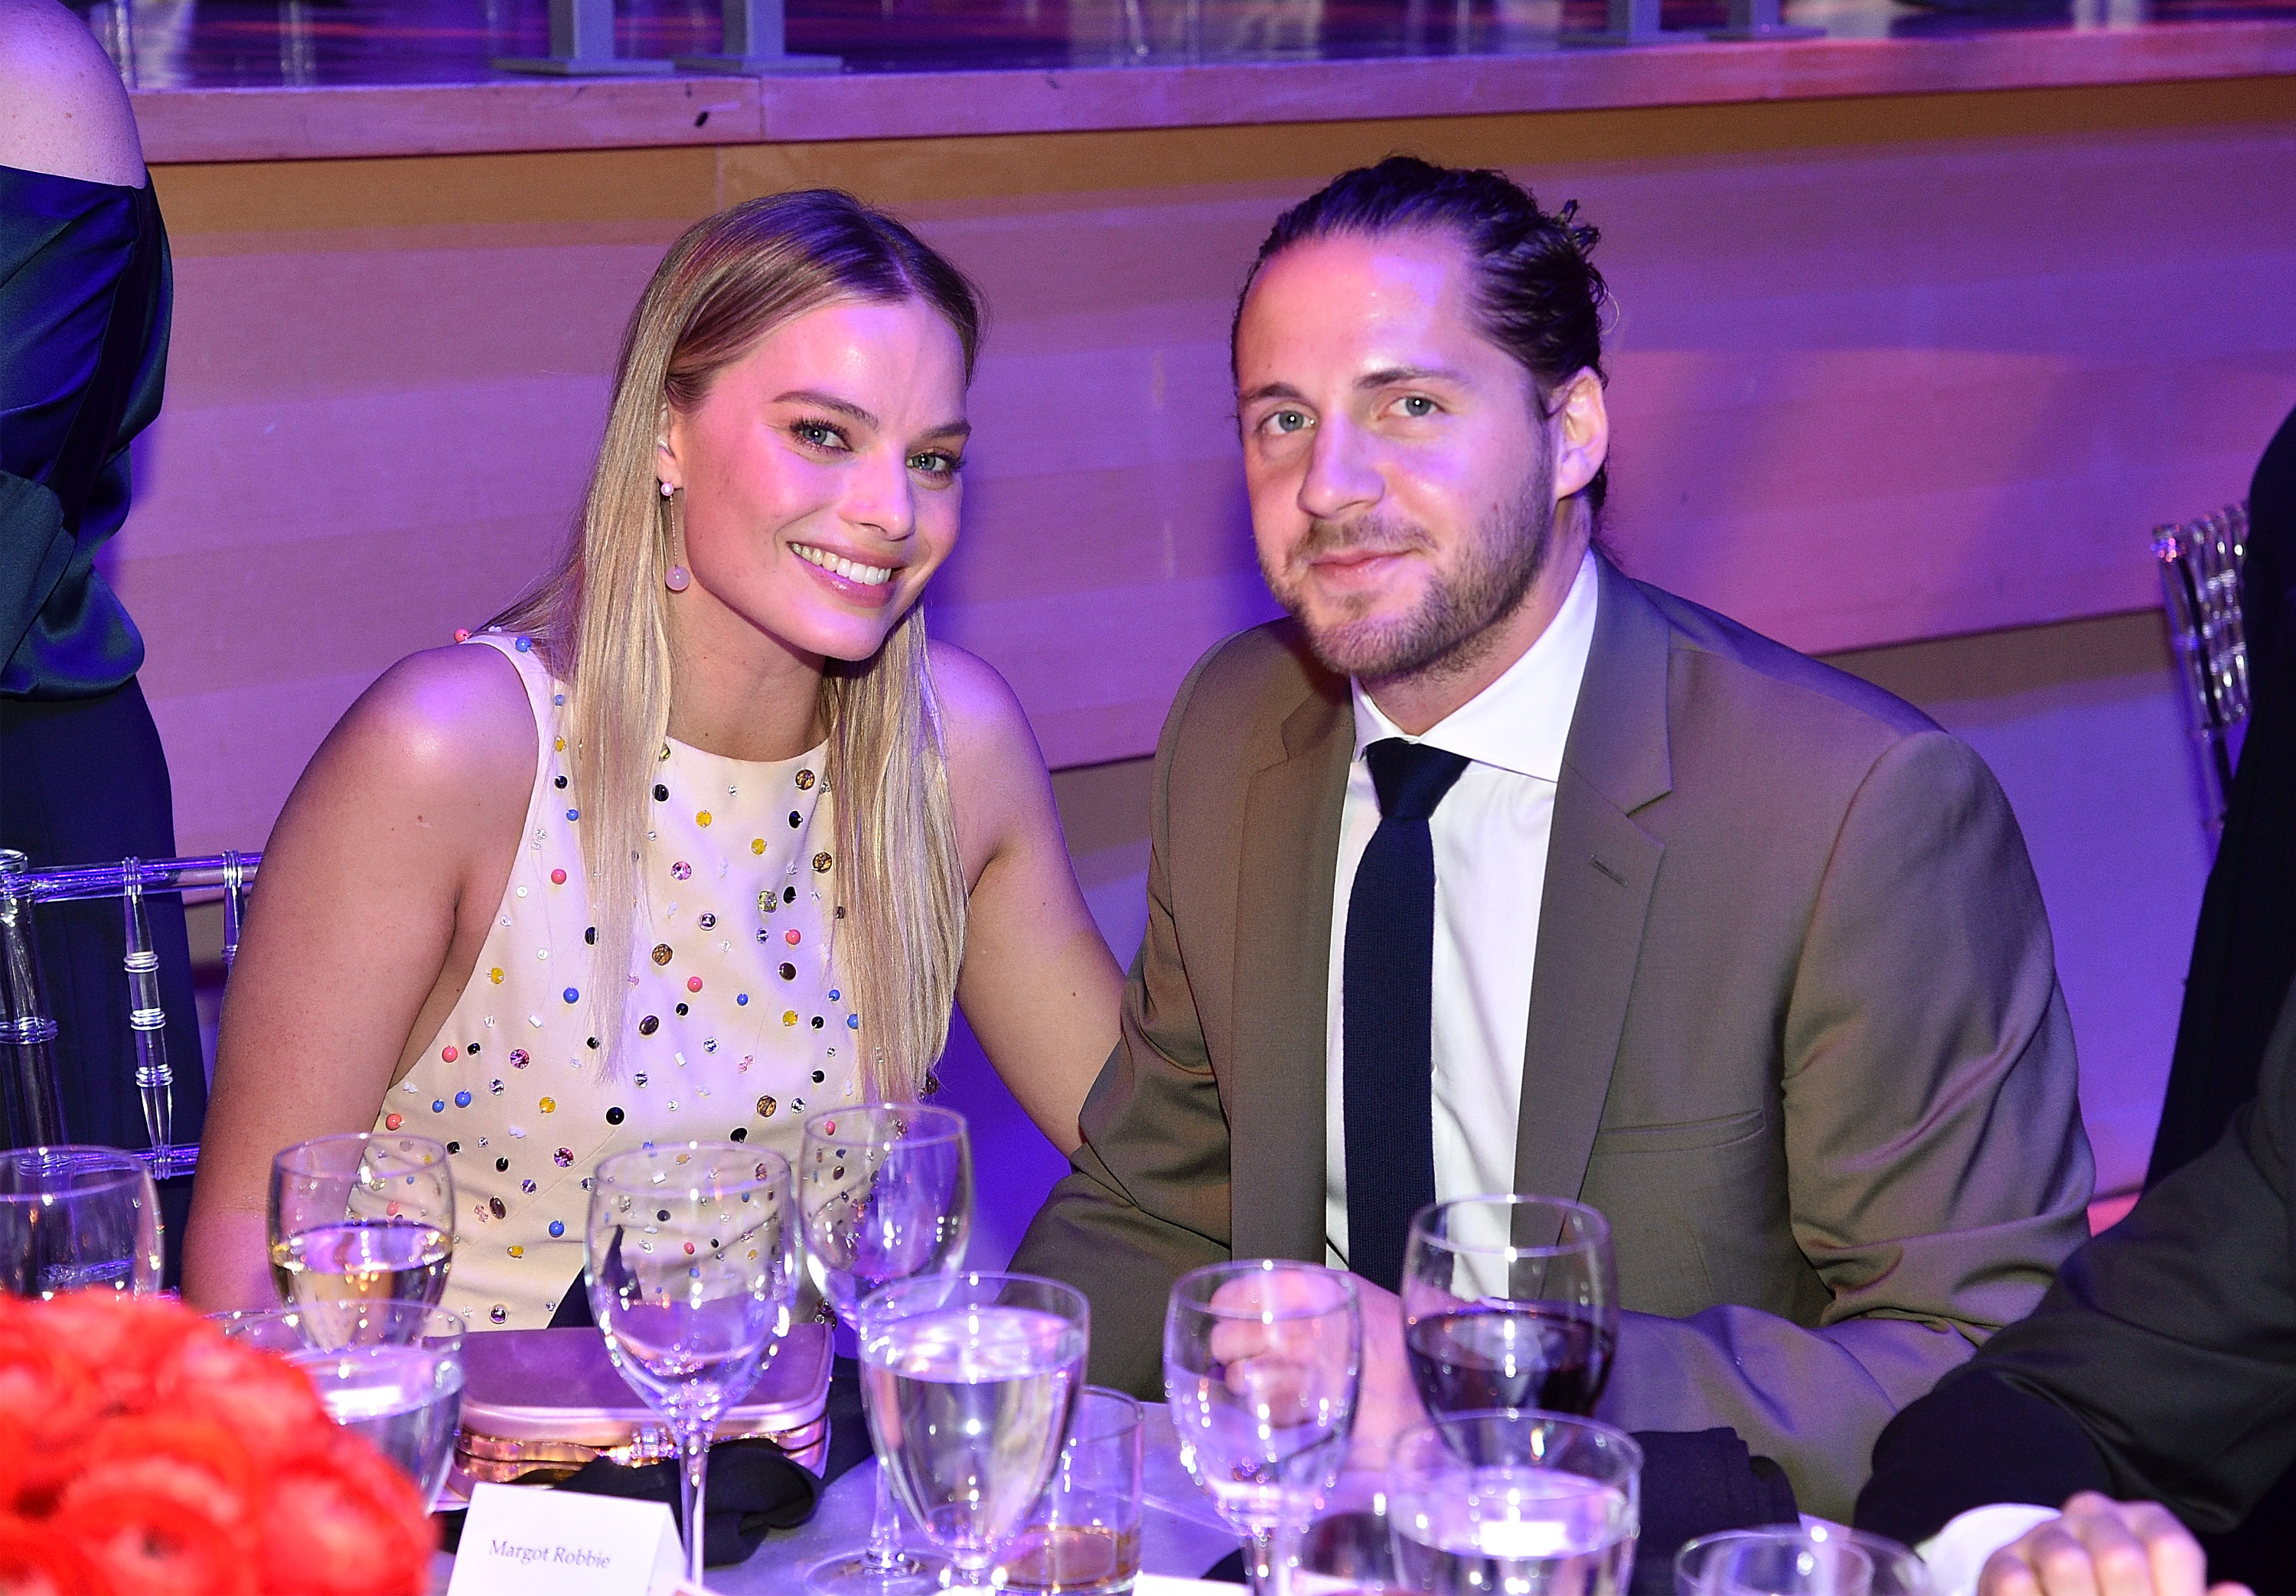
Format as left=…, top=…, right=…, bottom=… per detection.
left=789, top=538, right=902, bottom=607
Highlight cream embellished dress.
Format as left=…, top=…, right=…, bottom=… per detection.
left=380, top=630, right=859, bottom=1331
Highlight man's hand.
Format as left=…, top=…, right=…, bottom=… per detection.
left=1978, top=1494, right=2252, bottom=1596
left=1345, top=1278, right=1428, bottom=1469
left=1200, top=1267, right=1359, bottom=1428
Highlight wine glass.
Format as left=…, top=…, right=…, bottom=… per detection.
left=1164, top=1259, right=1361, bottom=1595
left=859, top=1271, right=1089, bottom=1593
left=1388, top=1409, right=1642, bottom=1596
left=216, top=1301, right=468, bottom=1507
left=587, top=1141, right=800, bottom=1588
left=0, top=1145, right=163, bottom=1297
left=800, top=1104, right=974, bottom=1596
left=1401, top=1195, right=1618, bottom=1417
left=268, top=1132, right=454, bottom=1307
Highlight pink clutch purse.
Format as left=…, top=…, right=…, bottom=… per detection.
left=452, top=1324, right=833, bottom=1485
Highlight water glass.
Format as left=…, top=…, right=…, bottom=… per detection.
left=1675, top=1526, right=1930, bottom=1596
left=1294, top=1487, right=1405, bottom=1596
left=269, top=1132, right=454, bottom=1308
left=1164, top=1259, right=1361, bottom=1595
left=859, top=1271, right=1090, bottom=1594
left=801, top=1104, right=974, bottom=1596
left=1401, top=1195, right=1618, bottom=1418
left=216, top=1301, right=467, bottom=1507
left=996, top=1386, right=1145, bottom=1596
left=588, top=1142, right=800, bottom=1587
left=0, top=1145, right=163, bottom=1297
left=1388, top=1409, right=1643, bottom=1596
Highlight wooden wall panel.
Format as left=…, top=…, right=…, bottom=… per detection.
left=126, top=85, right=2296, bottom=854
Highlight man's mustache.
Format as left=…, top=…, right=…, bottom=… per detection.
left=1287, top=515, right=1434, bottom=567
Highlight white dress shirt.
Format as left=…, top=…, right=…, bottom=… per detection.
left=1324, top=549, right=1601, bottom=1268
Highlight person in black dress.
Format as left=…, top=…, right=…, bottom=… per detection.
left=2, top=0, right=206, bottom=1271
left=2151, top=399, right=2296, bottom=1187
left=1854, top=977, right=2292, bottom=1594
left=1851, top=396, right=2296, bottom=1594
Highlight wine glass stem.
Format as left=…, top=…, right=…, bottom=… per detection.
left=678, top=1424, right=710, bottom=1588
left=1241, top=1525, right=1293, bottom=1596
left=863, top=1459, right=914, bottom=1572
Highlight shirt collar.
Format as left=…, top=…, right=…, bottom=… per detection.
left=1350, top=547, right=1601, bottom=783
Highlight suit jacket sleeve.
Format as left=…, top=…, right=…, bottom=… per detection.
left=1009, top=650, right=1237, bottom=1398
left=1597, top=730, right=2095, bottom=1521
left=1861, top=977, right=2296, bottom=1541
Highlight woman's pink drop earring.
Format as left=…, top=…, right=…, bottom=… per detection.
left=660, top=480, right=690, bottom=591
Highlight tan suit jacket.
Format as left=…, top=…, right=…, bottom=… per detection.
left=1011, top=558, right=2094, bottom=1519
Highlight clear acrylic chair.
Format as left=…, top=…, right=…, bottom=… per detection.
left=2153, top=503, right=2252, bottom=826
left=0, top=850, right=259, bottom=1174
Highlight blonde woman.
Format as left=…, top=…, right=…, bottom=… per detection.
left=182, top=192, right=1124, bottom=1328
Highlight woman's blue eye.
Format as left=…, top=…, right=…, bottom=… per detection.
left=911, top=451, right=960, bottom=475
left=794, top=421, right=843, bottom=448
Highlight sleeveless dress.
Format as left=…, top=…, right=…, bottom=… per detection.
left=380, top=630, right=859, bottom=1331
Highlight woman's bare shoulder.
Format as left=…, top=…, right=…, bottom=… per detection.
left=927, top=640, right=1040, bottom=765
left=0, top=0, right=144, bottom=187
left=311, top=643, right=538, bottom=810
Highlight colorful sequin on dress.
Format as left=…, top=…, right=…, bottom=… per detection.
left=381, top=630, right=857, bottom=1330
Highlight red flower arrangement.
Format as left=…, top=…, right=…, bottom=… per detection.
left=0, top=1292, right=436, bottom=1596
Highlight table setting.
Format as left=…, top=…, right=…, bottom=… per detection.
left=0, top=1116, right=1930, bottom=1596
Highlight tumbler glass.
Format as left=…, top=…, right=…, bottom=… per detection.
left=217, top=1300, right=467, bottom=1507
left=1388, top=1409, right=1642, bottom=1596
left=997, top=1386, right=1146, bottom=1596
left=1675, top=1525, right=1930, bottom=1596
left=0, top=1145, right=163, bottom=1298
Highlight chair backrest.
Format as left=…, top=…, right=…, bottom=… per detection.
left=0, top=852, right=259, bottom=1173
left=2153, top=502, right=2252, bottom=826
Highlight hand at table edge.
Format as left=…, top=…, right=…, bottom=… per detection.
left=1977, top=1492, right=2252, bottom=1596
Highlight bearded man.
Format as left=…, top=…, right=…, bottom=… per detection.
left=1010, top=157, right=2093, bottom=1519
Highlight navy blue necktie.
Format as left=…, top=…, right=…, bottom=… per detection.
left=1343, top=737, right=1471, bottom=1293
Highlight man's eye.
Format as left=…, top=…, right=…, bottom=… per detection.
left=1398, top=395, right=1438, bottom=419
left=1265, top=409, right=1310, bottom=436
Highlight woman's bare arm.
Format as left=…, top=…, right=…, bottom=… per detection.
left=933, top=643, right=1124, bottom=1155
left=181, top=644, right=534, bottom=1310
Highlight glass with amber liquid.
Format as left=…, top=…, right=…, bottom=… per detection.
left=993, top=1387, right=1143, bottom=1596
left=269, top=1132, right=454, bottom=1307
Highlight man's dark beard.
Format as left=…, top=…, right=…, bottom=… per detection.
left=1262, top=453, right=1557, bottom=688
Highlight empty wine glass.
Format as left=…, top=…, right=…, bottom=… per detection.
left=216, top=1301, right=467, bottom=1507
left=801, top=1104, right=974, bottom=1596
left=0, top=1145, right=162, bottom=1298
left=1164, top=1259, right=1361, bottom=1596
left=587, top=1141, right=800, bottom=1588
left=859, top=1271, right=1089, bottom=1594
left=1401, top=1194, right=1618, bottom=1418
left=269, top=1132, right=454, bottom=1308
left=1388, top=1409, right=1642, bottom=1596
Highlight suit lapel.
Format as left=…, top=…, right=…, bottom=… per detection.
left=1513, top=560, right=1674, bottom=1206
left=1228, top=677, right=1352, bottom=1264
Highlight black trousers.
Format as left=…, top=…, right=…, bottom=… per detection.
left=0, top=678, right=207, bottom=1283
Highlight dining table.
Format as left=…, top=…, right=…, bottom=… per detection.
left=429, top=1402, right=1247, bottom=1594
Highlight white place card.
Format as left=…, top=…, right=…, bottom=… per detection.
left=447, top=1483, right=686, bottom=1596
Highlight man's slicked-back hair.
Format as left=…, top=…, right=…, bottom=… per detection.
left=1234, top=155, right=1612, bottom=515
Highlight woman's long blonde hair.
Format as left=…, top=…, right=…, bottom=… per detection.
left=492, top=191, right=977, bottom=1101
